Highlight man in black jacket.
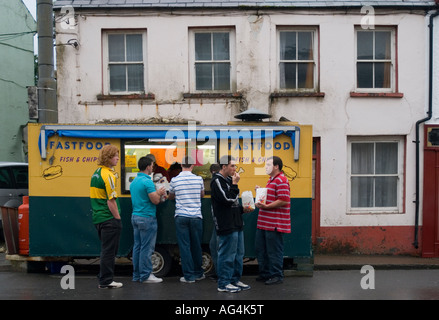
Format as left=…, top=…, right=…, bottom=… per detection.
left=211, top=155, right=250, bottom=293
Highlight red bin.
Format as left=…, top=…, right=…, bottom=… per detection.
left=18, top=196, right=29, bottom=255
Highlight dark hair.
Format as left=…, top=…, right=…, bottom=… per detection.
left=210, top=163, right=220, bottom=174
left=219, top=155, right=235, bottom=169
left=267, top=156, right=283, bottom=171
left=182, top=156, right=195, bottom=168
left=138, top=156, right=154, bottom=171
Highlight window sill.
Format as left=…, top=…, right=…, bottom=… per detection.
left=270, top=92, right=325, bottom=98
left=97, top=93, right=155, bottom=100
left=350, top=92, right=404, bottom=98
left=183, top=92, right=243, bottom=99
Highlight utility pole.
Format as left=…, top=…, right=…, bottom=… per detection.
left=37, top=0, right=57, bottom=123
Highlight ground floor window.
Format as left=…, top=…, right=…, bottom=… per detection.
left=347, top=136, right=404, bottom=213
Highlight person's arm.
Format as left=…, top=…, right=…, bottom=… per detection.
left=256, top=199, right=289, bottom=210
left=107, top=198, right=121, bottom=219
left=148, top=187, right=166, bottom=205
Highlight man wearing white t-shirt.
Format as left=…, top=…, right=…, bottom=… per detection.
left=169, top=156, right=205, bottom=283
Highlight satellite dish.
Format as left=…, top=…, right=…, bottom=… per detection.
left=234, top=108, right=271, bottom=121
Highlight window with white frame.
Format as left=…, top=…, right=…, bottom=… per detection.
left=355, top=28, right=395, bottom=91
left=278, top=28, right=318, bottom=91
left=348, top=137, right=404, bottom=213
left=103, top=31, right=147, bottom=94
left=189, top=29, right=235, bottom=92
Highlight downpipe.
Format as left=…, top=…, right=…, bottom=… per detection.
left=413, top=9, right=439, bottom=249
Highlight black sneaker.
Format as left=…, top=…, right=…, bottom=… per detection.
left=265, top=277, right=283, bottom=285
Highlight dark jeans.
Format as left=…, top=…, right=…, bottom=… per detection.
left=175, top=216, right=204, bottom=281
left=95, top=218, right=122, bottom=285
left=255, top=228, right=284, bottom=280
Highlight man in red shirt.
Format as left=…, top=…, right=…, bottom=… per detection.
left=255, top=156, right=291, bottom=285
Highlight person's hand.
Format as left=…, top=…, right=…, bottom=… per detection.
left=243, top=206, right=254, bottom=213
left=232, top=172, right=240, bottom=184
left=255, top=185, right=260, bottom=191
left=255, top=202, right=268, bottom=210
left=158, top=187, right=166, bottom=196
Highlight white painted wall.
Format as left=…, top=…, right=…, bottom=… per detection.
left=55, top=8, right=430, bottom=229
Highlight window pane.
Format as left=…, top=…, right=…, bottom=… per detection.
left=280, top=31, right=296, bottom=60
left=126, top=34, right=143, bottom=62
left=213, top=33, right=229, bottom=61
left=109, top=65, right=126, bottom=92
left=280, top=62, right=296, bottom=89
left=351, top=143, right=374, bottom=174
left=375, top=142, right=398, bottom=174
left=351, top=176, right=373, bottom=207
left=375, top=176, right=397, bottom=207
left=298, top=32, right=313, bottom=60
left=195, top=63, right=212, bottom=90
left=374, top=62, right=391, bottom=88
left=127, top=64, right=144, bottom=91
left=357, top=62, right=373, bottom=88
left=298, top=63, right=314, bottom=89
left=357, top=31, right=373, bottom=60
left=108, top=34, right=125, bottom=62
left=214, top=63, right=230, bottom=90
left=195, top=33, right=211, bottom=61
left=375, top=31, right=391, bottom=60
left=0, top=168, right=12, bottom=189
left=11, top=167, right=28, bottom=189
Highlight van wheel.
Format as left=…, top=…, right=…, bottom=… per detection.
left=152, top=246, right=172, bottom=277
left=202, top=251, right=213, bottom=274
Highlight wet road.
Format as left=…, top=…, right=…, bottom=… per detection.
left=1, top=268, right=439, bottom=301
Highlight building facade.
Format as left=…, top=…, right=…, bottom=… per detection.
left=0, top=0, right=36, bottom=162
left=53, top=0, right=437, bottom=255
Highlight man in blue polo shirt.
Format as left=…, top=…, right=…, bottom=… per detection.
left=130, top=156, right=166, bottom=283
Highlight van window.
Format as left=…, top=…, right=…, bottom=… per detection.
left=0, top=167, right=12, bottom=189
left=11, top=167, right=28, bottom=189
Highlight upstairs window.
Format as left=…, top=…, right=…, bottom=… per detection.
left=356, top=28, right=395, bottom=92
left=190, top=29, right=236, bottom=92
left=103, top=31, right=147, bottom=95
left=279, top=29, right=318, bottom=91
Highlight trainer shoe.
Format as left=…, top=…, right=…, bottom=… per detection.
left=98, top=281, right=123, bottom=289
left=180, top=277, right=195, bottom=283
left=217, top=284, right=241, bottom=293
left=142, top=274, right=163, bottom=283
left=195, top=274, right=206, bottom=281
left=233, top=281, right=251, bottom=291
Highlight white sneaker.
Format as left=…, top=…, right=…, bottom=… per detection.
left=180, top=276, right=195, bottom=283
left=98, top=281, right=123, bottom=289
left=142, top=274, right=163, bottom=283
left=196, top=274, right=206, bottom=281
left=233, top=281, right=251, bottom=291
left=217, top=284, right=241, bottom=293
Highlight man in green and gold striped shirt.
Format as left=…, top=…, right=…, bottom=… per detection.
left=90, top=144, right=123, bottom=289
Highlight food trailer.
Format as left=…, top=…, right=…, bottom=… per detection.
left=22, top=120, right=313, bottom=275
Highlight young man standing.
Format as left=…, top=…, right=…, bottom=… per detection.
left=90, top=144, right=123, bottom=289
left=169, top=156, right=205, bottom=283
left=211, top=155, right=250, bottom=293
left=255, top=156, right=291, bottom=285
left=130, top=156, right=167, bottom=283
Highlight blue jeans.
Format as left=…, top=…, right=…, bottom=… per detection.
left=131, top=215, right=157, bottom=282
left=255, top=229, right=284, bottom=280
left=217, top=230, right=244, bottom=289
left=175, top=216, right=204, bottom=281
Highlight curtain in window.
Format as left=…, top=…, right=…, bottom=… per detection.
left=351, top=142, right=398, bottom=208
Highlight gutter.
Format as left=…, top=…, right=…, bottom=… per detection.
left=414, top=9, right=439, bottom=249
